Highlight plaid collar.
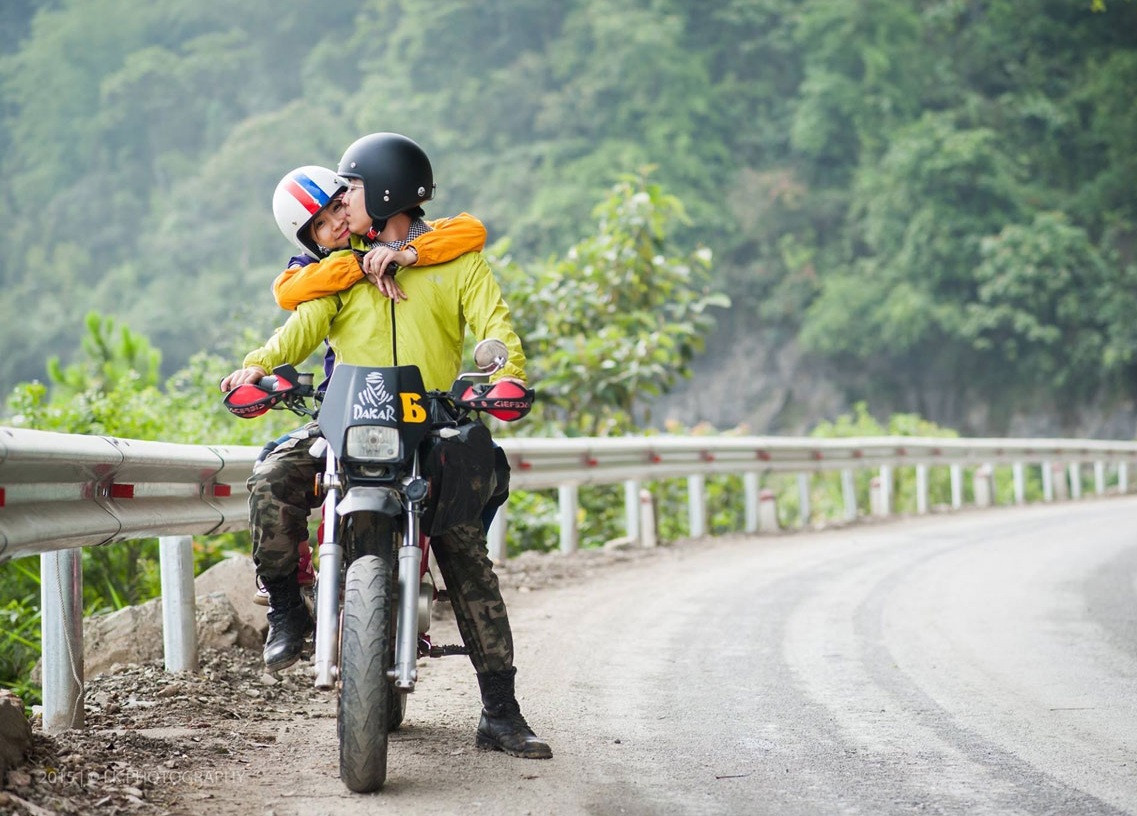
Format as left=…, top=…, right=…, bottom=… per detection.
left=368, top=218, right=430, bottom=250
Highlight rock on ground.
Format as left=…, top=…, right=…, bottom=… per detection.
left=192, top=554, right=267, bottom=637
left=0, top=690, right=32, bottom=776
left=81, top=592, right=261, bottom=679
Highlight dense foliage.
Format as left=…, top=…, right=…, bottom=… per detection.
left=0, top=0, right=1133, bottom=433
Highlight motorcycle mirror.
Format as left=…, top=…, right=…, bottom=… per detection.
left=473, top=338, right=509, bottom=373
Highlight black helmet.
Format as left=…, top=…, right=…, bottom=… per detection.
left=337, top=132, right=436, bottom=224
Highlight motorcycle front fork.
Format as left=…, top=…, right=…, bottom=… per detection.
left=312, top=497, right=343, bottom=690
left=391, top=500, right=422, bottom=691
left=312, top=458, right=429, bottom=692
left=312, top=512, right=428, bottom=693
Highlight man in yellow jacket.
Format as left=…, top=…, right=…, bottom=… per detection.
left=220, top=132, right=551, bottom=760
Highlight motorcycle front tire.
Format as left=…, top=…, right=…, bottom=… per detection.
left=338, top=553, right=393, bottom=793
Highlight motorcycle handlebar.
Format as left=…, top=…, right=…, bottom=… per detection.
left=224, top=357, right=533, bottom=423
left=222, top=364, right=318, bottom=419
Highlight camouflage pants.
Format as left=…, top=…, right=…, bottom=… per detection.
left=246, top=428, right=514, bottom=673
left=247, top=425, right=323, bottom=580
left=431, top=521, right=514, bottom=673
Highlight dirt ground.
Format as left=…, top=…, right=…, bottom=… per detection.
left=0, top=541, right=674, bottom=816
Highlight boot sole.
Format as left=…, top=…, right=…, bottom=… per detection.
left=264, top=653, right=301, bottom=673
left=475, top=732, right=553, bottom=759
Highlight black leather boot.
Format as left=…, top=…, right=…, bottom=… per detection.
left=475, top=668, right=552, bottom=759
left=262, top=572, right=314, bottom=672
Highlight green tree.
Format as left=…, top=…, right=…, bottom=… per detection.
left=47, top=312, right=160, bottom=397
left=800, top=112, right=1025, bottom=414
left=964, top=213, right=1137, bottom=396
left=499, top=171, right=729, bottom=436
left=790, top=0, right=931, bottom=179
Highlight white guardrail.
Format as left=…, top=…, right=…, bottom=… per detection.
left=4, top=425, right=1137, bottom=730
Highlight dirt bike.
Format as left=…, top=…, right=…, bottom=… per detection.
left=223, top=339, right=533, bottom=792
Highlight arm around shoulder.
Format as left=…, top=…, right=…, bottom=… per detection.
left=414, top=212, right=487, bottom=267
left=272, top=250, right=365, bottom=310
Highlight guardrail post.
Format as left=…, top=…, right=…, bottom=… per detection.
left=1094, top=462, right=1105, bottom=496
left=1120, top=463, right=1129, bottom=494
left=1042, top=460, right=1054, bottom=501
left=973, top=464, right=994, bottom=508
left=1052, top=463, right=1069, bottom=501
left=639, top=489, right=657, bottom=548
left=558, top=484, right=579, bottom=553
left=797, top=473, right=811, bottom=527
left=758, top=489, right=778, bottom=532
left=159, top=535, right=199, bottom=673
left=41, top=548, right=84, bottom=731
left=743, top=472, right=760, bottom=533
left=870, top=476, right=883, bottom=517
left=879, top=465, right=892, bottom=516
left=623, top=480, right=641, bottom=543
left=687, top=474, right=707, bottom=537
left=1012, top=463, right=1025, bottom=505
left=915, top=464, right=929, bottom=514
left=950, top=465, right=963, bottom=509
left=841, top=469, right=857, bottom=521
left=1068, top=463, right=1082, bottom=499
left=487, top=503, right=507, bottom=562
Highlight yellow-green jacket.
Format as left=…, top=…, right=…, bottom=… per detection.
left=244, top=251, right=526, bottom=390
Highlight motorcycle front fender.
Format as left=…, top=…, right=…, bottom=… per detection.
left=336, top=485, right=403, bottom=516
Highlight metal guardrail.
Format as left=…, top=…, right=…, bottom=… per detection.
left=503, top=434, right=1137, bottom=488
left=6, top=426, right=1137, bottom=561
left=0, top=427, right=255, bottom=561
left=5, top=425, right=1137, bottom=731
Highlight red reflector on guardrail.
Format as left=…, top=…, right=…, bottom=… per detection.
left=0, top=487, right=4, bottom=507
left=110, top=483, right=134, bottom=499
left=212, top=484, right=232, bottom=498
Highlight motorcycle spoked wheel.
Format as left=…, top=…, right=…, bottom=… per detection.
left=337, top=553, right=394, bottom=793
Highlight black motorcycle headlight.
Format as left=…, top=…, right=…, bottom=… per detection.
left=346, top=426, right=400, bottom=461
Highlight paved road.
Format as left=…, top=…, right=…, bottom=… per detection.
left=190, top=498, right=1137, bottom=815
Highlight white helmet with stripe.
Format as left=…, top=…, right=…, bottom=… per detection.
left=272, top=165, right=348, bottom=258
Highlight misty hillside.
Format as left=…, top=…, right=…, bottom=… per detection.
left=1, top=0, right=1135, bottom=435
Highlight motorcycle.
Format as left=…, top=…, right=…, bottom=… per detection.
left=223, top=339, right=533, bottom=792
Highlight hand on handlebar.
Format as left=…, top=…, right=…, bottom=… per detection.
left=220, top=365, right=267, bottom=392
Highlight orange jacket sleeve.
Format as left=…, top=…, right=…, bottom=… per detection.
left=272, top=214, right=487, bottom=310
left=272, top=251, right=363, bottom=311
left=414, top=212, right=486, bottom=266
